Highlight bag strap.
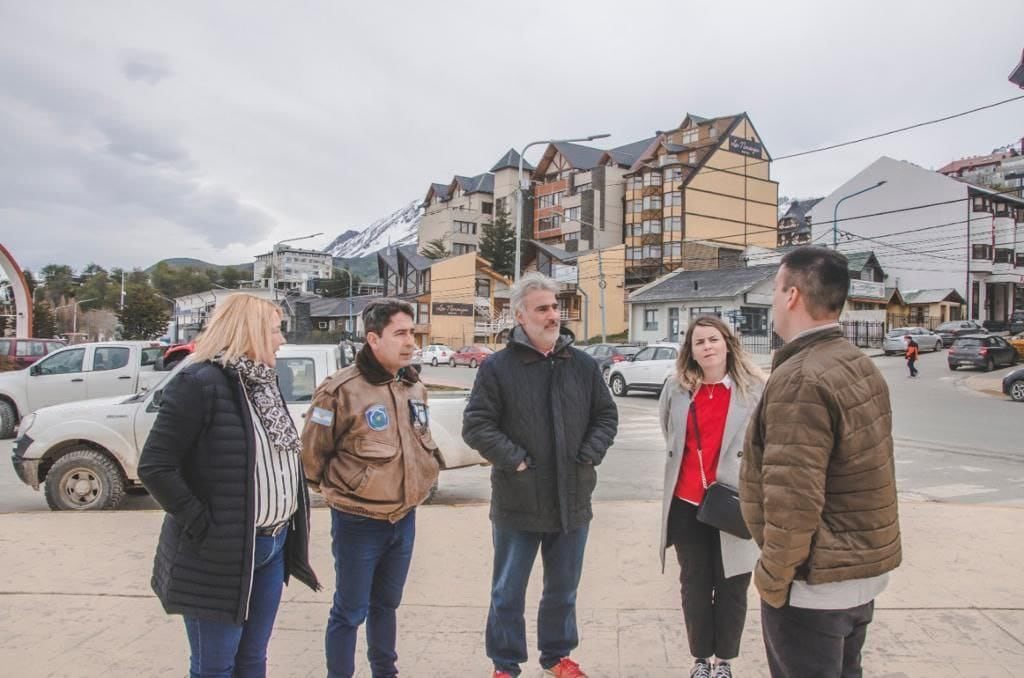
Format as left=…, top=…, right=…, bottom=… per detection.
left=688, top=399, right=708, bottom=491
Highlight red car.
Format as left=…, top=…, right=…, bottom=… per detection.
left=0, top=337, right=66, bottom=372
left=450, top=344, right=494, bottom=368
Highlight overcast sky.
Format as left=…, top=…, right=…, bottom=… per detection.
left=2, top=1, right=1023, bottom=273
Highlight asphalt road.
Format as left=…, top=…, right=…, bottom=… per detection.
left=2, top=350, right=1020, bottom=513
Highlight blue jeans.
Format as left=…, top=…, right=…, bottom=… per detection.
left=487, top=524, right=590, bottom=675
left=326, top=509, right=416, bottom=678
left=183, top=527, right=288, bottom=678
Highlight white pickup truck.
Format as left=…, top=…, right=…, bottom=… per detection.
left=0, top=341, right=167, bottom=438
left=11, top=344, right=484, bottom=510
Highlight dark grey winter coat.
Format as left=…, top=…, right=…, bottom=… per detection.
left=138, top=361, right=319, bottom=625
left=462, top=326, right=618, bottom=532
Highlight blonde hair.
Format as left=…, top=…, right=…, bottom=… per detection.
left=674, top=315, right=765, bottom=399
left=190, top=294, right=283, bottom=366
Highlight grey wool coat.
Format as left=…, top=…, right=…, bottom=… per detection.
left=658, top=377, right=762, bottom=579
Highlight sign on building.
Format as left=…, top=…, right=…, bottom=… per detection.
left=728, top=136, right=763, bottom=159
left=432, top=302, right=474, bottom=317
left=849, top=279, right=886, bottom=300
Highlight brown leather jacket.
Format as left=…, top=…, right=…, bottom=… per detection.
left=740, top=326, right=902, bottom=608
left=301, top=346, right=440, bottom=522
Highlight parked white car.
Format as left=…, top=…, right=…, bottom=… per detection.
left=606, top=342, right=679, bottom=397
left=882, top=327, right=943, bottom=355
left=0, top=341, right=166, bottom=438
left=11, top=344, right=485, bottom=510
left=421, top=344, right=455, bottom=366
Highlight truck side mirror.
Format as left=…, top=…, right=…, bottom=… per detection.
left=30, top=364, right=41, bottom=376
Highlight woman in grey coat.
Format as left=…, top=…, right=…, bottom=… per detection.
left=659, top=315, right=765, bottom=678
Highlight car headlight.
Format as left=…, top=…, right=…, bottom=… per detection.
left=17, top=413, right=36, bottom=437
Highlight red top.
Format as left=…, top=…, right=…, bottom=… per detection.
left=674, top=381, right=732, bottom=504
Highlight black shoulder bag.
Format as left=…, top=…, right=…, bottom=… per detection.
left=690, top=400, right=751, bottom=540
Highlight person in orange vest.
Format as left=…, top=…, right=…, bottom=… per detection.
left=905, top=337, right=919, bottom=377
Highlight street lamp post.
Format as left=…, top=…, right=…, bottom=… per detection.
left=53, top=297, right=98, bottom=337
left=832, top=180, right=887, bottom=249
left=269, top=232, right=325, bottom=298
left=338, top=267, right=356, bottom=335
left=514, top=133, right=611, bottom=282
left=154, top=293, right=179, bottom=342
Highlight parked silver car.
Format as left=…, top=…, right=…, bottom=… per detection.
left=883, top=327, right=943, bottom=355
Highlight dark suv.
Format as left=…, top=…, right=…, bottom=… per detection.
left=947, top=334, right=1018, bottom=371
left=935, top=320, right=987, bottom=347
left=0, top=338, right=66, bottom=372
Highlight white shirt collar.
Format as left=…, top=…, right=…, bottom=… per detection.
left=704, top=374, right=733, bottom=390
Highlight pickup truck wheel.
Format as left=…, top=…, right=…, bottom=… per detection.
left=0, top=400, right=16, bottom=439
left=44, top=449, right=126, bottom=511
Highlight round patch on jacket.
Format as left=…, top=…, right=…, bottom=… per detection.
left=365, top=405, right=390, bottom=431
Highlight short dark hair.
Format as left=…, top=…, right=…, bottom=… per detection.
left=779, top=246, right=850, bottom=319
left=362, top=298, right=415, bottom=337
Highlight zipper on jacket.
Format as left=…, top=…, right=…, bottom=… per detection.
left=236, top=375, right=258, bottom=622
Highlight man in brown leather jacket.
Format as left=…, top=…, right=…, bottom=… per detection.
left=301, top=298, right=439, bottom=678
left=740, top=247, right=901, bottom=678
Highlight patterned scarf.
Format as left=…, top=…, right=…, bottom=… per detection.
left=225, top=355, right=302, bottom=458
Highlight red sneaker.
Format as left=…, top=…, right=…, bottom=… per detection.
left=492, top=671, right=515, bottom=678
left=544, top=657, right=588, bottom=677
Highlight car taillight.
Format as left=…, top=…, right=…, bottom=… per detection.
left=612, top=355, right=625, bottom=362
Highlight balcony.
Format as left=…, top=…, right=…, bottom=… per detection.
left=474, top=312, right=514, bottom=336
left=560, top=309, right=582, bottom=321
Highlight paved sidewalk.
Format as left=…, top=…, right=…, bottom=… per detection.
left=1, top=500, right=1021, bottom=677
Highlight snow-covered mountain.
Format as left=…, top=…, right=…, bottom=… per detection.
left=324, top=200, right=423, bottom=259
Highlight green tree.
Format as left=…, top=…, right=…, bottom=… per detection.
left=420, top=238, right=450, bottom=260
left=78, top=264, right=116, bottom=310
left=117, top=284, right=168, bottom=339
left=218, top=266, right=245, bottom=289
left=478, top=206, right=516, bottom=277
left=39, top=264, right=77, bottom=306
left=33, top=300, right=57, bottom=338
left=150, top=263, right=212, bottom=298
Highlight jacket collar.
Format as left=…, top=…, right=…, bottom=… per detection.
left=508, top=325, right=575, bottom=363
left=772, top=325, right=844, bottom=370
left=356, top=344, right=420, bottom=386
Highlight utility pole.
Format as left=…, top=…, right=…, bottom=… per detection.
left=120, top=271, right=126, bottom=310
left=597, top=246, right=607, bottom=342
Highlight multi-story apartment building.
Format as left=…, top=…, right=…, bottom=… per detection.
left=418, top=149, right=532, bottom=256
left=777, top=198, right=823, bottom=247
left=938, top=141, right=1024, bottom=198
left=253, top=245, right=333, bottom=290
left=530, top=137, right=656, bottom=252
left=622, top=113, right=778, bottom=286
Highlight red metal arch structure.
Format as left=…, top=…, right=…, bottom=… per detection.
left=0, top=243, right=33, bottom=338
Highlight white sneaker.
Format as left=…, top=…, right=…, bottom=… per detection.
left=690, top=659, right=712, bottom=678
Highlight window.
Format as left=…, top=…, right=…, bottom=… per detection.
left=418, top=302, right=430, bottom=324
left=654, top=347, right=677, bottom=360
left=709, top=126, right=718, bottom=137
left=628, top=200, right=643, bottom=214
left=482, top=202, right=493, bottom=215
left=141, top=347, right=164, bottom=367
left=1016, top=253, right=1024, bottom=267
left=642, top=219, right=662, bottom=234
left=682, top=128, right=699, bottom=144
left=627, top=247, right=642, bottom=260
left=538, top=192, right=564, bottom=209
left=454, top=243, right=477, bottom=255
left=539, top=215, right=561, bottom=231
left=91, top=347, right=130, bottom=372
left=565, top=206, right=581, bottom=222
left=277, top=357, right=316, bottom=403
left=643, top=244, right=660, bottom=258
left=475, top=278, right=492, bottom=298
left=642, top=195, right=662, bottom=210
left=0, top=339, right=9, bottom=357
left=665, top=191, right=682, bottom=207
left=971, top=244, right=992, bottom=259
left=689, top=307, right=722, bottom=320
left=565, top=232, right=579, bottom=241
left=574, top=183, right=591, bottom=194
left=669, top=307, right=680, bottom=338
left=643, top=310, right=658, bottom=331
left=495, top=197, right=506, bottom=214
left=35, top=348, right=85, bottom=375
left=662, top=242, right=681, bottom=258
left=665, top=217, right=682, bottom=234
left=630, top=176, right=643, bottom=190
left=634, top=347, right=656, bottom=361
left=643, top=171, right=662, bottom=187
left=665, top=167, right=684, bottom=182
left=994, top=248, right=1012, bottom=264
left=688, top=152, right=697, bottom=164
left=318, top=321, right=328, bottom=329
left=455, top=220, right=477, bottom=235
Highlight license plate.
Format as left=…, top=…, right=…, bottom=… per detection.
left=960, top=361, right=973, bottom=366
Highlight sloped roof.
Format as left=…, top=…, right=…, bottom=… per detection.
left=845, top=251, right=882, bottom=274
left=308, top=295, right=380, bottom=318
left=490, top=148, right=534, bottom=172
left=629, top=264, right=779, bottom=304
left=523, top=239, right=577, bottom=263
left=1012, top=48, right=1024, bottom=87
left=451, top=173, right=494, bottom=195
left=938, top=151, right=1015, bottom=175
left=398, top=244, right=433, bottom=271
left=901, top=288, right=966, bottom=305
left=603, top=137, right=660, bottom=167
left=781, top=198, right=822, bottom=222
left=550, top=142, right=606, bottom=171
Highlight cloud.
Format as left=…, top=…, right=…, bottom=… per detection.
left=120, top=49, right=173, bottom=84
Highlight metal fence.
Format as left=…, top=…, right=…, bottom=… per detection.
left=841, top=320, right=885, bottom=348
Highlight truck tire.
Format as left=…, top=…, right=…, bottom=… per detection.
left=0, top=400, right=16, bottom=439
left=44, top=448, right=126, bottom=511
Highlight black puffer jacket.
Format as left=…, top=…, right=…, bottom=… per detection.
left=462, top=326, right=618, bottom=532
left=139, top=361, right=319, bottom=625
